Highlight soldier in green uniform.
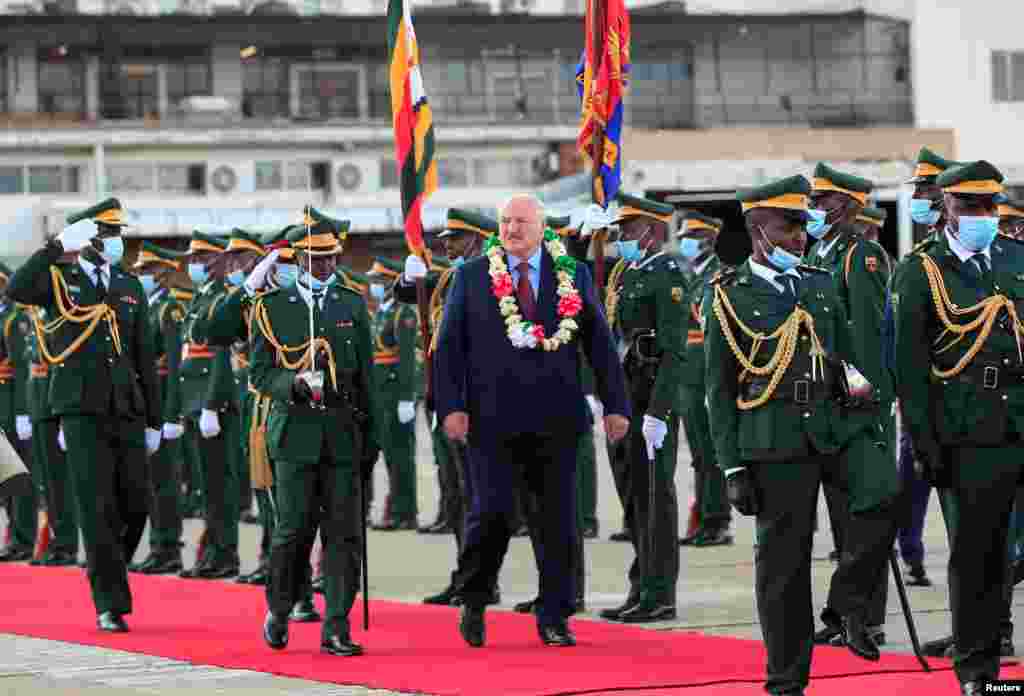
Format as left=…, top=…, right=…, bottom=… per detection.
left=397, top=208, right=501, bottom=606
left=253, top=219, right=375, bottom=657
left=366, top=257, right=419, bottom=531
left=126, top=242, right=189, bottom=575
left=707, top=176, right=898, bottom=695
left=24, top=301, right=78, bottom=567
left=0, top=265, right=36, bottom=562
left=8, top=199, right=162, bottom=631
left=170, top=286, right=204, bottom=521
left=178, top=230, right=241, bottom=579
left=599, top=193, right=682, bottom=624
left=893, top=160, right=1024, bottom=695
left=804, top=163, right=899, bottom=649
left=998, top=198, right=1024, bottom=241
left=675, top=212, right=733, bottom=547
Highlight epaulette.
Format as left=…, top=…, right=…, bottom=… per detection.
left=338, top=284, right=362, bottom=296
left=709, top=267, right=738, bottom=285
left=910, top=237, right=937, bottom=254
left=796, top=264, right=830, bottom=275
left=998, top=232, right=1024, bottom=245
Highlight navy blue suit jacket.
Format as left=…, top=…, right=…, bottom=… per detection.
left=435, top=247, right=629, bottom=444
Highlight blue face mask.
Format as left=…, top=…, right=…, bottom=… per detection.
left=99, top=236, right=125, bottom=265
left=957, top=216, right=999, bottom=252
left=304, top=272, right=331, bottom=292
left=369, top=284, right=386, bottom=301
left=188, top=263, right=208, bottom=286
left=226, top=270, right=245, bottom=287
left=678, top=238, right=702, bottom=261
left=910, top=198, right=941, bottom=226
left=805, top=209, right=832, bottom=240
left=758, top=226, right=803, bottom=272
left=138, top=274, right=157, bottom=296
left=451, top=256, right=466, bottom=268
left=615, top=240, right=643, bottom=263
left=275, top=264, right=298, bottom=288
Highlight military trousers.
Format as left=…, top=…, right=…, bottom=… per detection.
left=146, top=430, right=183, bottom=552
left=608, top=410, right=680, bottom=604
left=896, top=428, right=933, bottom=566
left=180, top=423, right=204, bottom=516
left=681, top=385, right=730, bottom=531
left=267, top=446, right=361, bottom=639
left=577, top=425, right=598, bottom=530
left=374, top=395, right=417, bottom=523
left=33, top=418, right=77, bottom=554
left=62, top=414, right=148, bottom=615
left=750, top=431, right=899, bottom=695
left=608, top=430, right=633, bottom=537
left=188, top=409, right=240, bottom=563
left=944, top=442, right=1024, bottom=685
left=5, top=425, right=36, bottom=551
left=432, top=417, right=460, bottom=530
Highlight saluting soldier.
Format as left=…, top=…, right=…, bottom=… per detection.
left=8, top=200, right=162, bottom=631
left=366, top=257, right=419, bottom=531
left=178, top=230, right=241, bottom=579
left=253, top=218, right=375, bottom=657
left=0, top=264, right=36, bottom=562
left=675, top=212, right=733, bottom=548
left=398, top=208, right=500, bottom=606
left=706, top=176, right=898, bottom=695
left=892, top=161, right=1024, bottom=696
left=600, top=193, right=682, bottom=624
left=127, top=242, right=190, bottom=575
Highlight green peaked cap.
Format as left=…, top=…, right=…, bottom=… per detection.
left=614, top=192, right=674, bottom=222
left=439, top=208, right=498, bottom=238
left=936, top=160, right=1005, bottom=195
left=812, top=162, right=873, bottom=201
left=679, top=211, right=723, bottom=236
left=189, top=229, right=229, bottom=253
left=857, top=207, right=887, bottom=226
left=303, top=207, right=351, bottom=238
left=286, top=223, right=345, bottom=254
left=336, top=264, right=370, bottom=292
left=226, top=227, right=265, bottom=253
left=134, top=241, right=186, bottom=269
left=66, top=197, right=127, bottom=226
left=366, top=257, right=403, bottom=278
left=907, top=147, right=957, bottom=183
left=737, top=175, right=813, bottom=220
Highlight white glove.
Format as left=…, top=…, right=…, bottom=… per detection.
left=15, top=415, right=32, bottom=441
left=56, top=219, right=98, bottom=253
left=570, top=202, right=620, bottom=238
left=199, top=408, right=222, bottom=439
left=243, top=249, right=281, bottom=296
left=586, top=395, right=603, bottom=420
left=398, top=401, right=416, bottom=424
left=404, top=254, right=428, bottom=282
left=162, top=422, right=185, bottom=440
left=145, top=427, right=162, bottom=456
left=642, top=414, right=668, bottom=460
left=58, top=427, right=66, bottom=452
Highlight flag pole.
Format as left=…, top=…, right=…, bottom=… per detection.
left=590, top=0, right=608, bottom=293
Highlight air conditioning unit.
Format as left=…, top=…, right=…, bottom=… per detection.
left=5, top=0, right=43, bottom=11
left=178, top=96, right=238, bottom=115
left=332, top=159, right=379, bottom=195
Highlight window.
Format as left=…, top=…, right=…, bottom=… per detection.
left=0, top=50, right=6, bottom=114
left=255, top=161, right=283, bottom=190
left=107, top=163, right=154, bottom=192
left=438, top=158, right=469, bottom=187
left=472, top=157, right=531, bottom=187
left=158, top=163, right=206, bottom=195
left=38, top=58, right=85, bottom=116
left=243, top=57, right=290, bottom=118
left=28, top=165, right=80, bottom=194
left=380, top=158, right=398, bottom=189
left=100, top=62, right=158, bottom=120
left=167, top=59, right=212, bottom=110
left=0, top=167, right=24, bottom=194
left=295, top=65, right=361, bottom=120
left=991, top=51, right=1024, bottom=102
left=285, top=161, right=310, bottom=190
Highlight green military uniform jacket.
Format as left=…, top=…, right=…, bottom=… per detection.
left=705, top=261, right=864, bottom=471
left=372, top=300, right=417, bottom=403
left=606, top=251, right=686, bottom=419
left=681, top=256, right=722, bottom=391
left=893, top=231, right=1024, bottom=450
left=7, top=246, right=160, bottom=429
left=24, top=314, right=52, bottom=423
left=147, top=289, right=187, bottom=426
left=249, top=284, right=376, bottom=464
left=0, top=303, right=31, bottom=428
left=179, top=279, right=237, bottom=418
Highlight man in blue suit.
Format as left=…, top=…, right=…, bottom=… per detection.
left=436, top=194, right=630, bottom=648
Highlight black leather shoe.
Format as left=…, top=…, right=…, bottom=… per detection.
left=922, top=634, right=955, bottom=657
left=828, top=550, right=841, bottom=562
left=97, top=611, right=129, bottom=632
left=693, top=528, right=734, bottom=547
left=599, top=597, right=639, bottom=620
left=608, top=530, right=631, bottom=542
left=868, top=626, right=886, bottom=647
left=1001, top=634, right=1015, bottom=657
left=813, top=622, right=843, bottom=645
left=236, top=564, right=269, bottom=585
left=426, top=520, right=454, bottom=534
left=678, top=532, right=700, bottom=546
left=538, top=622, right=576, bottom=647
left=574, top=597, right=586, bottom=614
left=904, top=561, right=932, bottom=587
left=311, top=575, right=324, bottom=594
left=459, top=606, right=486, bottom=647
left=195, top=560, right=239, bottom=579
left=321, top=634, right=363, bottom=656
left=0, top=546, right=32, bottom=562
left=961, top=681, right=984, bottom=696
left=485, top=587, right=501, bottom=606
left=262, top=611, right=288, bottom=650
left=514, top=597, right=538, bottom=614
left=240, top=511, right=260, bottom=525
left=618, top=601, right=677, bottom=623
left=38, top=550, right=78, bottom=567
left=581, top=521, right=599, bottom=539
left=290, top=598, right=321, bottom=623
left=423, top=585, right=460, bottom=605
left=511, top=523, right=529, bottom=537
left=842, top=615, right=880, bottom=661
left=140, top=553, right=183, bottom=575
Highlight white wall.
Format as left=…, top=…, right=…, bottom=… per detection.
left=914, top=0, right=1024, bottom=169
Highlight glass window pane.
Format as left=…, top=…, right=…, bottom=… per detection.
left=472, top=157, right=530, bottom=187
left=255, top=161, right=283, bottom=190
left=0, top=166, right=24, bottom=194
left=66, top=166, right=80, bottom=194
left=1012, top=52, right=1024, bottom=101
left=107, top=164, right=153, bottom=192
left=992, top=51, right=1009, bottom=102
left=285, top=161, right=310, bottom=190
left=28, top=166, right=63, bottom=193
left=438, top=158, right=469, bottom=187
left=380, top=158, right=398, bottom=189
left=157, top=164, right=190, bottom=192
left=187, top=62, right=210, bottom=93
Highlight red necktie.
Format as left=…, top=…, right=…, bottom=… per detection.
left=516, top=261, right=537, bottom=322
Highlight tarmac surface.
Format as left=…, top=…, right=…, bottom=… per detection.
left=0, top=409, right=1003, bottom=695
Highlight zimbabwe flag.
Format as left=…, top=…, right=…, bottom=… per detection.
left=387, top=0, right=437, bottom=261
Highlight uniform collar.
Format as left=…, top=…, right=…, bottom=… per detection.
left=78, top=254, right=110, bottom=282
left=748, top=258, right=800, bottom=293
left=633, top=250, right=665, bottom=271
left=815, top=233, right=842, bottom=260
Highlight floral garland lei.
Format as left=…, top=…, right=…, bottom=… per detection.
left=486, top=229, right=583, bottom=351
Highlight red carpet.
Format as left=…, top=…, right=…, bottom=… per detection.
left=0, top=564, right=988, bottom=695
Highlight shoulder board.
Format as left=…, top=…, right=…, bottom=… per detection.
left=337, top=284, right=361, bottom=297
left=911, top=237, right=937, bottom=254
left=796, top=264, right=830, bottom=275
left=709, top=267, right=738, bottom=285
left=997, top=232, right=1024, bottom=245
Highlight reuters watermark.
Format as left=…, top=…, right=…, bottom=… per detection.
left=986, top=682, right=1024, bottom=693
